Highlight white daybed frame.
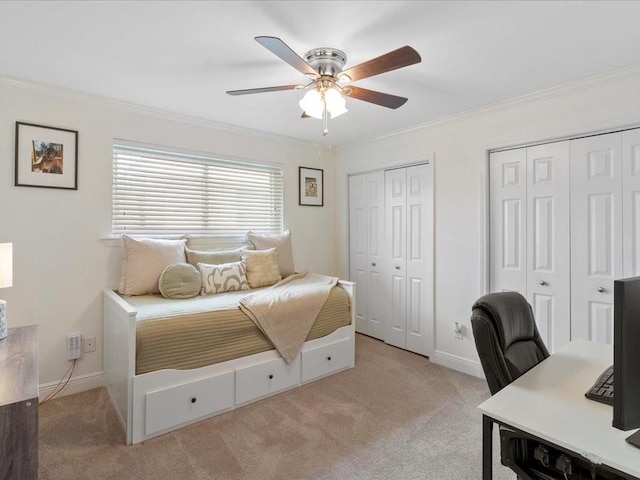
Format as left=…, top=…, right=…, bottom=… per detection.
left=103, top=281, right=355, bottom=445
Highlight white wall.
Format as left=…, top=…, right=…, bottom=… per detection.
left=0, top=79, right=335, bottom=393
left=4, top=63, right=640, bottom=393
left=335, top=65, right=640, bottom=376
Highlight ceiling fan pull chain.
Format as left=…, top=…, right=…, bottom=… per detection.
left=323, top=100, right=329, bottom=136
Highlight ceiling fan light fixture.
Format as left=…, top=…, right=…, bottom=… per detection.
left=228, top=36, right=420, bottom=136
left=329, top=103, right=348, bottom=118
left=303, top=108, right=324, bottom=120
left=299, top=85, right=347, bottom=120
left=299, top=89, right=324, bottom=119
left=324, top=87, right=348, bottom=118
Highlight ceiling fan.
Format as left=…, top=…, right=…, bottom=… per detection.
left=226, top=36, right=421, bottom=135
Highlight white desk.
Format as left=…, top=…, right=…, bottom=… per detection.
left=478, top=339, right=640, bottom=479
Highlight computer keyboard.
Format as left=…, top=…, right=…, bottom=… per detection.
left=585, top=365, right=614, bottom=405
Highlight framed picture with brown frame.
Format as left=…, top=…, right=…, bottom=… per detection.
left=299, top=166, right=323, bottom=206
left=15, top=121, right=78, bottom=190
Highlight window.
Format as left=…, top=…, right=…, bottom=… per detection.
left=112, top=144, right=284, bottom=235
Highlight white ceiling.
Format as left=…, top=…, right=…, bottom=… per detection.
left=2, top=1, right=640, bottom=147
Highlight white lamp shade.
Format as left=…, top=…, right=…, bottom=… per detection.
left=324, top=88, right=348, bottom=118
left=324, top=88, right=343, bottom=108
left=299, top=89, right=324, bottom=119
left=329, top=103, right=348, bottom=118
left=0, top=243, right=13, bottom=289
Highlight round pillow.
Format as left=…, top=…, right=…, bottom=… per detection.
left=158, top=263, right=201, bottom=299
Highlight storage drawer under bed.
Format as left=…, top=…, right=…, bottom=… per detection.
left=235, top=356, right=301, bottom=405
left=301, top=337, right=353, bottom=383
left=144, top=371, right=234, bottom=436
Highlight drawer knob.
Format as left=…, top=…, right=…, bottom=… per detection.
left=268, top=374, right=274, bottom=380
left=327, top=356, right=332, bottom=361
left=598, top=287, right=606, bottom=293
left=191, top=397, right=197, bottom=404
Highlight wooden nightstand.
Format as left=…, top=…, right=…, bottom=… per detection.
left=0, top=325, right=38, bottom=480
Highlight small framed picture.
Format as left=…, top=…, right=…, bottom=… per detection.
left=299, top=167, right=323, bottom=206
left=15, top=122, right=78, bottom=190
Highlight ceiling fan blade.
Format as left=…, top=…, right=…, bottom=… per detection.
left=345, top=86, right=408, bottom=109
left=226, top=84, right=305, bottom=96
left=340, top=46, right=421, bottom=82
left=255, top=36, right=318, bottom=77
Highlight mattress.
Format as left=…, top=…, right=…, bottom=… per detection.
left=124, top=285, right=351, bottom=374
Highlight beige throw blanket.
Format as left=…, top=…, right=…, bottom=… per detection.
left=239, top=271, right=339, bottom=363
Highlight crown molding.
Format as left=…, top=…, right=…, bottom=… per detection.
left=338, top=62, right=640, bottom=151
left=0, top=75, right=333, bottom=151
left=5, top=61, right=640, bottom=154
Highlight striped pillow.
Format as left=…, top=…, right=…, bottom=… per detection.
left=185, top=245, right=251, bottom=267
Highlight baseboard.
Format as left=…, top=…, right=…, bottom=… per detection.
left=430, top=350, right=484, bottom=379
left=39, top=371, right=104, bottom=400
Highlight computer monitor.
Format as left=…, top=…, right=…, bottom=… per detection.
left=613, top=275, right=640, bottom=431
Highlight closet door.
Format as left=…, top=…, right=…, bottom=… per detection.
left=365, top=171, right=386, bottom=340
left=385, top=168, right=407, bottom=349
left=349, top=174, right=368, bottom=334
left=489, top=149, right=527, bottom=295
left=570, top=133, right=623, bottom=344
left=348, top=171, right=386, bottom=340
left=404, top=164, right=432, bottom=356
left=489, top=143, right=570, bottom=352
left=384, top=164, right=432, bottom=355
left=526, top=142, right=571, bottom=352
left=622, top=129, right=640, bottom=278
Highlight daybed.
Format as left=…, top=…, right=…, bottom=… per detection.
left=103, top=234, right=355, bottom=445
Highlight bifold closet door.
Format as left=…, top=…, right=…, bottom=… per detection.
left=385, top=164, right=432, bottom=355
left=622, top=129, right=640, bottom=278
left=490, top=127, right=640, bottom=348
left=489, top=142, right=571, bottom=352
left=526, top=142, right=571, bottom=352
left=348, top=171, right=385, bottom=340
left=489, top=149, right=527, bottom=295
left=570, top=133, right=623, bottom=344
left=385, top=168, right=407, bottom=349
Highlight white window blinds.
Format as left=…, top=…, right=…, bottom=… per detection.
left=112, top=144, right=284, bottom=235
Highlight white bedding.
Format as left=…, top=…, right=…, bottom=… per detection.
left=123, top=286, right=268, bottom=321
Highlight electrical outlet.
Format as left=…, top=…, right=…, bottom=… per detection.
left=67, top=332, right=82, bottom=360
left=84, top=336, right=96, bottom=353
left=453, top=322, right=464, bottom=340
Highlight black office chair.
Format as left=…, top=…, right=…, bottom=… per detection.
left=471, top=291, right=549, bottom=395
left=471, top=291, right=552, bottom=480
left=471, top=293, right=628, bottom=480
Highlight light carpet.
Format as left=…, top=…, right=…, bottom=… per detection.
left=38, top=334, right=514, bottom=479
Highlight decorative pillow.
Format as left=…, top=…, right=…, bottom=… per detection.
left=119, top=234, right=187, bottom=296
left=242, top=248, right=282, bottom=288
left=198, top=261, right=249, bottom=295
left=158, top=263, right=201, bottom=299
left=185, top=245, right=252, bottom=267
left=246, top=230, right=295, bottom=277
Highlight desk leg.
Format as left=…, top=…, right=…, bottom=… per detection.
left=483, top=415, right=493, bottom=480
